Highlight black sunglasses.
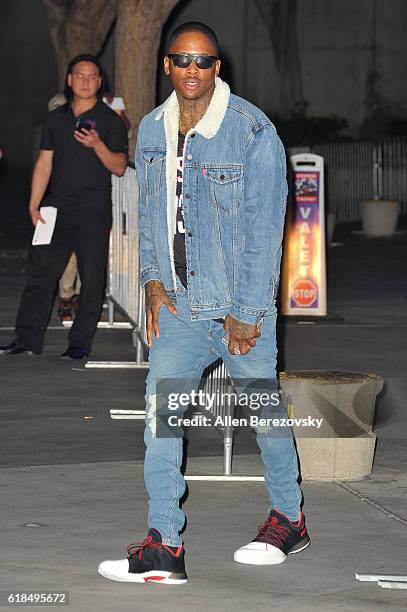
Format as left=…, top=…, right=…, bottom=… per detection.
left=167, top=53, right=218, bottom=69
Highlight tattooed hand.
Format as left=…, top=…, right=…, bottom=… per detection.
left=223, top=314, right=261, bottom=356
left=145, top=280, right=177, bottom=347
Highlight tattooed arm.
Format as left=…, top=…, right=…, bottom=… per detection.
left=223, top=315, right=261, bottom=356
left=145, top=280, right=177, bottom=348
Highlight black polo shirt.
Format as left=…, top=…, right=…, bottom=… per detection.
left=40, top=100, right=128, bottom=209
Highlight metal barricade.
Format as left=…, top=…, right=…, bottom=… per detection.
left=105, top=164, right=148, bottom=366
left=200, top=359, right=236, bottom=476
left=109, top=164, right=139, bottom=326
left=381, top=139, right=407, bottom=209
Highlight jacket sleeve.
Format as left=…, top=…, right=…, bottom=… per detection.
left=135, top=119, right=162, bottom=287
left=229, top=123, right=288, bottom=325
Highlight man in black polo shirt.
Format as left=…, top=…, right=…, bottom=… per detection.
left=0, top=54, right=128, bottom=359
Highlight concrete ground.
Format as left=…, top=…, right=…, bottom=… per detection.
left=1, top=451, right=407, bottom=612
left=0, top=171, right=406, bottom=611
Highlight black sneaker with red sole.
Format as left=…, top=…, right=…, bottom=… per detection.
left=98, top=528, right=187, bottom=585
left=234, top=508, right=310, bottom=565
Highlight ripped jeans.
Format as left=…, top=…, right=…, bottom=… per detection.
left=144, top=280, right=302, bottom=546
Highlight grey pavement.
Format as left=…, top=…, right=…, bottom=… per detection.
left=0, top=176, right=407, bottom=611
left=1, top=450, right=407, bottom=612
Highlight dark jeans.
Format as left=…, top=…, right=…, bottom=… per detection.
left=15, top=204, right=112, bottom=353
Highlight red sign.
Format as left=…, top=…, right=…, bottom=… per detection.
left=291, top=279, right=317, bottom=307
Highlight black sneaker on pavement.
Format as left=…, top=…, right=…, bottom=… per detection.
left=0, top=341, right=36, bottom=355
left=61, top=345, right=89, bottom=360
left=98, top=529, right=187, bottom=585
left=234, top=509, right=310, bottom=565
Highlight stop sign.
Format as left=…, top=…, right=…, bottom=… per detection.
left=292, top=279, right=317, bottom=307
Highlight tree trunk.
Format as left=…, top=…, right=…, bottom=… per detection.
left=115, top=0, right=180, bottom=156
left=42, top=0, right=117, bottom=87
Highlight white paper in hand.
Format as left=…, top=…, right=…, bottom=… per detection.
left=32, top=206, right=58, bottom=246
left=103, top=96, right=125, bottom=111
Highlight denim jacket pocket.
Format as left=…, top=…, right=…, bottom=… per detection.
left=142, top=148, right=166, bottom=195
left=203, top=164, right=244, bottom=211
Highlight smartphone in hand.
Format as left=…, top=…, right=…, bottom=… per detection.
left=75, top=117, right=96, bottom=134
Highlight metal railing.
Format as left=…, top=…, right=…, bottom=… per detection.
left=109, top=164, right=139, bottom=327
left=380, top=139, right=407, bottom=211
left=106, top=164, right=147, bottom=365
left=199, top=359, right=235, bottom=475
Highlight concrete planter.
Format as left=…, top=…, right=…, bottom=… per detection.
left=360, top=199, right=400, bottom=237
left=279, top=371, right=384, bottom=481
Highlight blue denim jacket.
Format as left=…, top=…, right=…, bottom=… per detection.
left=135, top=78, right=288, bottom=325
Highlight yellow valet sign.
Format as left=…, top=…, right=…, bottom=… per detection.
left=281, top=154, right=327, bottom=316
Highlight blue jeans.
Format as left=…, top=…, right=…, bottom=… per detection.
left=144, top=281, right=302, bottom=546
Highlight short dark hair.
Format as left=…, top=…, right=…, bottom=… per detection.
left=64, top=54, right=106, bottom=100
left=167, top=22, right=219, bottom=56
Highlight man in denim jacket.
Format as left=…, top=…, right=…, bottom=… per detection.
left=99, top=21, right=310, bottom=585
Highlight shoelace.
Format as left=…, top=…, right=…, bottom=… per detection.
left=127, top=535, right=163, bottom=560
left=255, top=516, right=291, bottom=547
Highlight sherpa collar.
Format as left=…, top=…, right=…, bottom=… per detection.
left=154, top=77, right=230, bottom=139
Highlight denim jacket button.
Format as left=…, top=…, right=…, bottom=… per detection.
left=185, top=193, right=191, bottom=199
left=190, top=133, right=196, bottom=138
left=187, top=154, right=192, bottom=160
left=190, top=271, right=195, bottom=276
left=220, top=174, right=225, bottom=180
left=187, top=231, right=192, bottom=237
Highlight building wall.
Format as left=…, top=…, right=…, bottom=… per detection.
left=159, top=0, right=407, bottom=137
left=296, top=0, right=407, bottom=132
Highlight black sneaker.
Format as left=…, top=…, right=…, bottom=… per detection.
left=61, top=345, right=89, bottom=360
left=98, top=529, right=187, bottom=584
left=234, top=509, right=310, bottom=565
left=0, top=341, right=36, bottom=355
